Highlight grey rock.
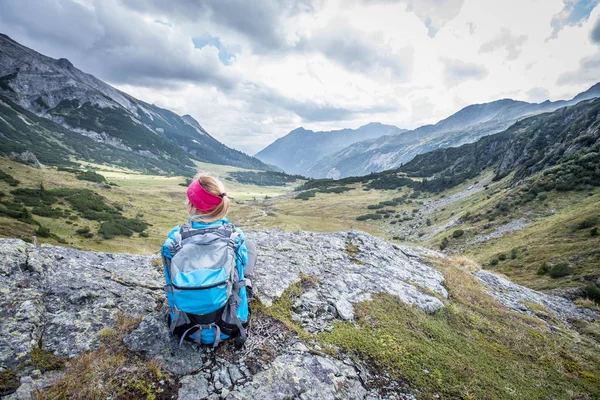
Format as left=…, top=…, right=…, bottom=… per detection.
left=0, top=238, right=161, bottom=368
left=228, top=353, right=367, bottom=400
left=228, top=365, right=244, bottom=384
left=0, top=241, right=45, bottom=369
left=218, top=366, right=232, bottom=388
left=335, top=298, right=354, bottom=320
left=468, top=216, right=530, bottom=245
left=179, top=373, right=210, bottom=400
left=124, top=312, right=206, bottom=376
left=5, top=371, right=63, bottom=400
left=475, top=270, right=598, bottom=323
left=8, top=151, right=42, bottom=168
left=247, top=230, right=447, bottom=317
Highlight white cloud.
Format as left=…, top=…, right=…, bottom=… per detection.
left=1, top=0, right=599, bottom=154
left=479, top=27, right=528, bottom=61
left=441, top=58, right=489, bottom=87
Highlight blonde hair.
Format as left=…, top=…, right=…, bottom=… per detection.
left=186, top=174, right=230, bottom=223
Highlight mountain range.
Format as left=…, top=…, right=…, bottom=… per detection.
left=255, top=122, right=407, bottom=176
left=400, top=96, right=600, bottom=192
left=303, top=96, right=600, bottom=196
left=259, top=83, right=600, bottom=179
left=0, top=34, right=271, bottom=175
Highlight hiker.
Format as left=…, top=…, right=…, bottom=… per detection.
left=160, top=174, right=255, bottom=347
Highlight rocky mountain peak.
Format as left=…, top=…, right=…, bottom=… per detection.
left=0, top=34, right=273, bottom=173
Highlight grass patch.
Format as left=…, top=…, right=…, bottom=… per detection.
left=252, top=274, right=317, bottom=339
left=319, top=259, right=600, bottom=399
left=43, top=311, right=176, bottom=400
left=0, top=369, right=19, bottom=396
left=29, top=347, right=66, bottom=372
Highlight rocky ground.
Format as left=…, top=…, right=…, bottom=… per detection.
left=384, top=176, right=493, bottom=242
left=0, top=230, right=597, bottom=399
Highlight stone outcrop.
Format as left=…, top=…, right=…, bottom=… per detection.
left=475, top=271, right=597, bottom=322
left=7, top=151, right=41, bottom=168
left=0, top=230, right=596, bottom=399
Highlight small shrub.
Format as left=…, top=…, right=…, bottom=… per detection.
left=549, top=262, right=571, bottom=278
left=0, top=368, right=19, bottom=395
left=35, top=225, right=51, bottom=238
left=0, top=170, right=20, bottom=186
left=498, top=253, right=507, bottom=261
left=356, top=214, right=383, bottom=221
left=537, top=262, right=550, bottom=275
left=536, top=192, right=547, bottom=201
left=591, top=227, right=598, bottom=237
left=452, top=229, right=465, bottom=238
left=575, top=217, right=598, bottom=230
left=490, top=258, right=499, bottom=266
left=367, top=204, right=385, bottom=210
left=75, top=226, right=93, bottom=238
left=440, top=237, right=449, bottom=250
left=32, top=205, right=63, bottom=218
left=295, top=191, right=316, bottom=201
left=76, top=170, right=106, bottom=183
left=511, top=248, right=518, bottom=259
left=583, top=285, right=600, bottom=305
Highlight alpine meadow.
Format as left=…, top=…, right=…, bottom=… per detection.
left=1, top=1, right=600, bottom=399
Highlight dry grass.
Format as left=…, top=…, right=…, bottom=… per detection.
left=40, top=311, right=177, bottom=400
left=448, top=255, right=481, bottom=273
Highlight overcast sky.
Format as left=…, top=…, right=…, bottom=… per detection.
left=1, top=0, right=600, bottom=154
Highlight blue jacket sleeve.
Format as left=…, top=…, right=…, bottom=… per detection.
left=235, top=227, right=248, bottom=272
left=161, top=225, right=180, bottom=260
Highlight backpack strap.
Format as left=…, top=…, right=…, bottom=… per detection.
left=179, top=222, right=237, bottom=242
left=178, top=323, right=222, bottom=348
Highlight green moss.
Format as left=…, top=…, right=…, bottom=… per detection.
left=0, top=369, right=19, bottom=396
left=319, top=261, right=600, bottom=399
left=253, top=275, right=317, bottom=339
left=30, top=346, right=66, bottom=372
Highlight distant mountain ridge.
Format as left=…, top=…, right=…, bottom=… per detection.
left=0, top=33, right=270, bottom=174
left=398, top=97, right=600, bottom=192
left=302, top=83, right=600, bottom=178
left=298, top=97, right=600, bottom=195
left=255, top=122, right=407, bottom=176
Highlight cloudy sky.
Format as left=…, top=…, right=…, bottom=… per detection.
left=1, top=0, right=599, bottom=154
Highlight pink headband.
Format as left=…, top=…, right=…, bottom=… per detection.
left=186, top=180, right=224, bottom=213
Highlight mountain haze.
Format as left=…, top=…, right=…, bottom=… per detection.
left=255, top=122, right=407, bottom=176
left=0, top=34, right=270, bottom=174
left=306, top=83, right=600, bottom=178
